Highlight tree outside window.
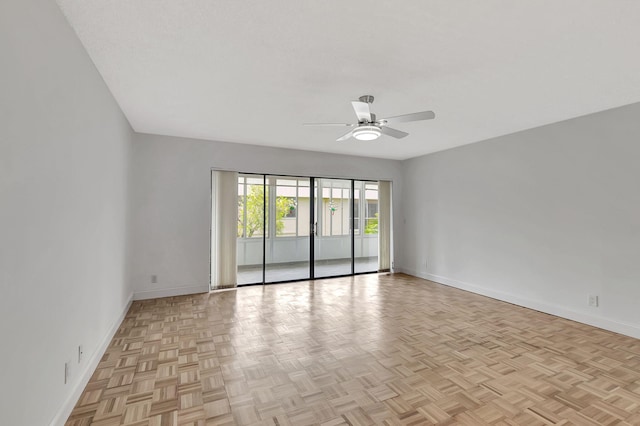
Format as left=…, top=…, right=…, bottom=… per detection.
left=365, top=200, right=378, bottom=235
left=237, top=184, right=292, bottom=238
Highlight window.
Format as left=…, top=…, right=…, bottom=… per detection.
left=238, top=175, right=311, bottom=239
left=275, top=178, right=310, bottom=237
left=238, top=176, right=378, bottom=238
left=351, top=181, right=378, bottom=236
left=365, top=183, right=378, bottom=235
left=353, top=189, right=360, bottom=234
left=319, top=180, right=351, bottom=237
left=275, top=178, right=301, bottom=237
left=237, top=175, right=267, bottom=238
left=367, top=201, right=378, bottom=218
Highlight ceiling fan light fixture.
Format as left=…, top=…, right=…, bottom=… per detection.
left=352, top=125, right=381, bottom=141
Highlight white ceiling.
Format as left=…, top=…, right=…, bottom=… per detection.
left=57, top=1, right=640, bottom=160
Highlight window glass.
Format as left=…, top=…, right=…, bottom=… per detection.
left=353, top=188, right=360, bottom=234
left=237, top=175, right=266, bottom=238
left=365, top=186, right=379, bottom=235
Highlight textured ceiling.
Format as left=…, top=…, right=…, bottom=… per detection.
left=57, top=1, right=640, bottom=160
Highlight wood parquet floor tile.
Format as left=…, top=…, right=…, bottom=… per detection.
left=66, top=274, right=640, bottom=425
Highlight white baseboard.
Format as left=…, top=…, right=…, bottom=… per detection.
left=395, top=268, right=640, bottom=340
left=49, top=292, right=134, bottom=426
left=133, top=284, right=209, bottom=300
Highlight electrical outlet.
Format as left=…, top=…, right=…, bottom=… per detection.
left=78, top=345, right=84, bottom=363
left=588, top=294, right=599, bottom=307
left=151, top=275, right=158, bottom=284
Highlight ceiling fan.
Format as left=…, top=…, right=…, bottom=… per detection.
left=304, top=95, right=435, bottom=141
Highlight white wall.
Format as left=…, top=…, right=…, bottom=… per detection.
left=131, top=133, right=402, bottom=299
left=398, top=103, right=640, bottom=338
left=0, top=1, right=133, bottom=424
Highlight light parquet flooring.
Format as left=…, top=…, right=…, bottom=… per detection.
left=66, top=274, right=640, bottom=425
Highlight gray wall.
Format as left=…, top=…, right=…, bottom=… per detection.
left=397, top=103, right=640, bottom=338
left=0, top=1, right=133, bottom=424
left=131, top=133, right=403, bottom=299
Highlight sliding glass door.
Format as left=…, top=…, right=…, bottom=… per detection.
left=314, top=178, right=353, bottom=278
left=235, top=173, right=382, bottom=285
left=265, top=176, right=311, bottom=282
left=236, top=174, right=266, bottom=285
left=354, top=181, right=379, bottom=273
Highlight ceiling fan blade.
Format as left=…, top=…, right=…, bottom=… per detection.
left=303, top=123, right=354, bottom=127
left=336, top=129, right=354, bottom=142
left=381, top=110, right=435, bottom=124
left=380, top=126, right=409, bottom=139
left=351, top=101, right=372, bottom=123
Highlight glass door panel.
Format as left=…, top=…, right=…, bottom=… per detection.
left=233, top=174, right=381, bottom=286
left=236, top=174, right=266, bottom=285
left=265, top=176, right=311, bottom=282
left=314, top=178, right=352, bottom=278
left=355, top=181, right=379, bottom=273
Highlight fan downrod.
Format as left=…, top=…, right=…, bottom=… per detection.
left=358, top=95, right=374, bottom=104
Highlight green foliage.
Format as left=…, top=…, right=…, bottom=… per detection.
left=364, top=213, right=378, bottom=235
left=237, top=185, right=292, bottom=237
left=274, top=195, right=291, bottom=235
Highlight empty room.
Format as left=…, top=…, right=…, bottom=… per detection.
left=3, top=1, right=640, bottom=425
